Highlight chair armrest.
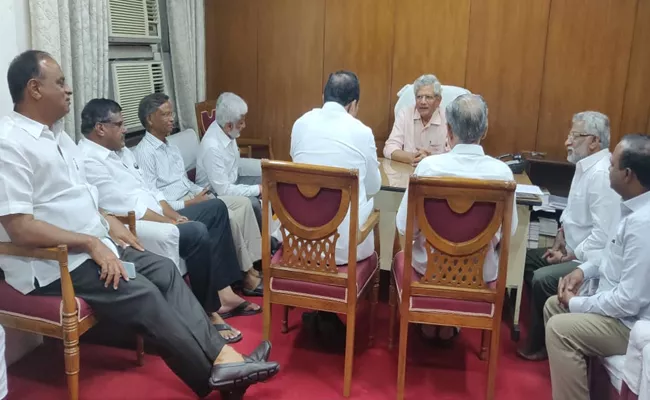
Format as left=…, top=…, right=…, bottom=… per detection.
left=0, top=243, right=78, bottom=317
left=0, top=242, right=66, bottom=262
left=112, top=211, right=137, bottom=236
left=357, top=210, right=380, bottom=244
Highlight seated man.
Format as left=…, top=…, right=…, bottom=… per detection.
left=396, top=94, right=517, bottom=343
left=0, top=326, right=5, bottom=400
left=518, top=111, right=620, bottom=361
left=0, top=50, right=278, bottom=397
left=383, top=74, right=448, bottom=166
left=291, top=70, right=381, bottom=265
left=78, top=99, right=260, bottom=339
left=133, top=93, right=264, bottom=299
left=544, top=133, right=650, bottom=400
left=196, top=92, right=262, bottom=228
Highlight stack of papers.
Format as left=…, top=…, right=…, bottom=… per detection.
left=549, top=195, right=568, bottom=210
left=539, top=217, right=558, bottom=236
left=528, top=222, right=540, bottom=249
left=516, top=184, right=544, bottom=196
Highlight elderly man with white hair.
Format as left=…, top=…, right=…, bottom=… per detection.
left=383, top=74, right=448, bottom=166
left=396, top=93, right=517, bottom=344
left=518, top=111, right=620, bottom=362
left=196, top=92, right=263, bottom=227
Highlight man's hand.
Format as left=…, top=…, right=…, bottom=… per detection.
left=559, top=290, right=576, bottom=308
left=87, top=237, right=129, bottom=289
left=544, top=249, right=565, bottom=264
left=186, top=188, right=210, bottom=206
left=411, top=149, right=431, bottom=166
left=106, top=215, right=144, bottom=251
left=557, top=268, right=584, bottom=304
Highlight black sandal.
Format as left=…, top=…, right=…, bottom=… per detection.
left=214, top=323, right=243, bottom=344
left=218, top=301, right=262, bottom=319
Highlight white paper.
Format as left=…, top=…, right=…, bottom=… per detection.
left=516, top=184, right=544, bottom=196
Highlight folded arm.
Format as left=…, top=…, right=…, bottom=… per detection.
left=204, top=147, right=260, bottom=197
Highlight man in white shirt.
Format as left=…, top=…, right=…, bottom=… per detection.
left=0, top=326, right=5, bottom=400
left=544, top=133, right=650, bottom=400
left=78, top=98, right=265, bottom=340
left=0, top=50, right=278, bottom=397
left=291, top=70, right=381, bottom=265
left=396, top=94, right=517, bottom=343
left=196, top=92, right=263, bottom=227
left=518, top=111, right=620, bottom=361
left=133, top=93, right=264, bottom=301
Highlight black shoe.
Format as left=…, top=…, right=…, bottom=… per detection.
left=209, top=359, right=280, bottom=391
left=244, top=340, right=272, bottom=362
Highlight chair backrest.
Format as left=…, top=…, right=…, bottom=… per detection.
left=394, top=84, right=471, bottom=119
left=261, top=160, right=360, bottom=288
left=402, top=176, right=515, bottom=304
left=167, top=129, right=200, bottom=171
left=195, top=100, right=217, bottom=139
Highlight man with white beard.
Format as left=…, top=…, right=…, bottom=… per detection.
left=517, top=111, right=621, bottom=361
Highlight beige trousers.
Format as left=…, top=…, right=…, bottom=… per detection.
left=544, top=295, right=631, bottom=400
left=184, top=193, right=262, bottom=272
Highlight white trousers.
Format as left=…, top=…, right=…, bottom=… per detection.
left=218, top=196, right=262, bottom=272
left=134, top=220, right=184, bottom=274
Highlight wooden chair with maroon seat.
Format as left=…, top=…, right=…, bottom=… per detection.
left=195, top=100, right=274, bottom=159
left=389, top=177, right=515, bottom=400
left=260, top=160, right=380, bottom=398
left=0, top=212, right=144, bottom=400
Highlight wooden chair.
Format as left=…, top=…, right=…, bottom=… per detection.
left=195, top=100, right=274, bottom=158
left=261, top=160, right=380, bottom=398
left=0, top=212, right=144, bottom=400
left=388, top=177, right=515, bottom=400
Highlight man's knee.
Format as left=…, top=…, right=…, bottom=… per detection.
left=532, top=267, right=560, bottom=294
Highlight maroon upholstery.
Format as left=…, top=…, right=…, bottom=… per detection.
left=424, top=199, right=496, bottom=243
left=270, top=248, right=377, bottom=301
left=620, top=383, right=638, bottom=400
left=200, top=110, right=216, bottom=133
left=392, top=251, right=494, bottom=316
left=0, top=280, right=93, bottom=325
left=186, top=168, right=196, bottom=183
left=588, top=357, right=637, bottom=400
left=276, top=182, right=343, bottom=228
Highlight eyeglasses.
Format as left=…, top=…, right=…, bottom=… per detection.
left=567, top=131, right=594, bottom=140
left=99, top=120, right=124, bottom=128
left=161, top=111, right=176, bottom=120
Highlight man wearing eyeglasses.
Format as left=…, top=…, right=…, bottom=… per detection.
left=517, top=111, right=620, bottom=361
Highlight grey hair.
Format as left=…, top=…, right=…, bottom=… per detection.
left=572, top=111, right=610, bottom=149
left=215, top=92, right=248, bottom=128
left=138, top=92, right=170, bottom=130
left=445, top=94, right=489, bottom=144
left=413, top=74, right=442, bottom=97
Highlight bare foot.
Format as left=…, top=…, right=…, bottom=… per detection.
left=210, top=313, right=242, bottom=341
left=218, top=286, right=261, bottom=314
left=213, top=345, right=245, bottom=365
left=244, top=270, right=261, bottom=291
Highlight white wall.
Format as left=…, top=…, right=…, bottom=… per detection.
left=0, top=0, right=31, bottom=115
left=0, top=0, right=42, bottom=368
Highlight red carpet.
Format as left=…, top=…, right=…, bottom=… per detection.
left=6, top=300, right=551, bottom=399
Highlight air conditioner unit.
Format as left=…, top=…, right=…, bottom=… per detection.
left=110, top=61, right=167, bottom=132
left=108, top=0, right=161, bottom=42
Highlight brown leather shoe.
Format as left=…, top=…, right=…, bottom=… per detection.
left=516, top=346, right=548, bottom=361
left=244, top=340, right=271, bottom=362
left=209, top=359, right=280, bottom=391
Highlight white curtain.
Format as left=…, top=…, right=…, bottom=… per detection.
left=29, top=0, right=110, bottom=141
left=166, top=0, right=206, bottom=133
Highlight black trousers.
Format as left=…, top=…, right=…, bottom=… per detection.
left=523, top=247, right=578, bottom=352
left=177, top=198, right=243, bottom=313
left=32, top=247, right=223, bottom=397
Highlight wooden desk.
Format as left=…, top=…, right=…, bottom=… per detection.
left=376, top=157, right=540, bottom=341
